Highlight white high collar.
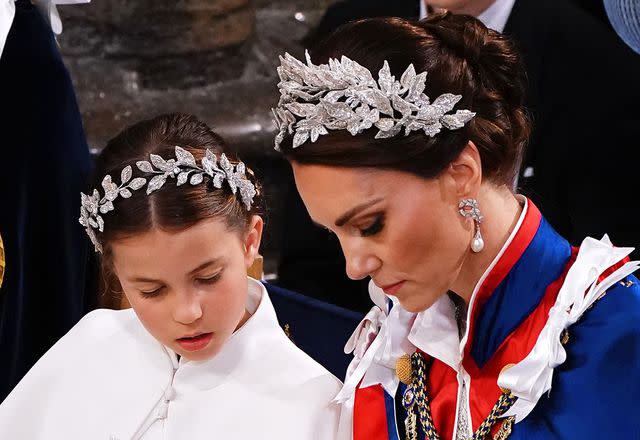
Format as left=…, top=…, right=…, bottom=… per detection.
left=420, top=0, right=516, bottom=33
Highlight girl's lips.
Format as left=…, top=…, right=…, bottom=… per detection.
left=176, top=332, right=213, bottom=351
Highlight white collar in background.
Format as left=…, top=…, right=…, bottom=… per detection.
left=419, top=0, right=516, bottom=33
left=0, top=0, right=90, bottom=61
left=0, top=0, right=16, bottom=59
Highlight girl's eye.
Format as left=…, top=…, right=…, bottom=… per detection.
left=197, top=272, right=222, bottom=285
left=140, top=286, right=164, bottom=298
left=359, top=215, right=385, bottom=237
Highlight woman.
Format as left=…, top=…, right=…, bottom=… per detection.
left=0, top=113, right=341, bottom=439
left=273, top=13, right=640, bottom=440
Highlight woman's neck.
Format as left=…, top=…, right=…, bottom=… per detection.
left=451, top=186, right=523, bottom=304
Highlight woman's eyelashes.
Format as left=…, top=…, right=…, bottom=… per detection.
left=359, top=214, right=385, bottom=237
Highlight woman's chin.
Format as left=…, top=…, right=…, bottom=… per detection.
left=396, top=291, right=440, bottom=313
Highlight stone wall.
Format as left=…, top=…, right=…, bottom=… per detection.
left=58, top=0, right=336, bottom=155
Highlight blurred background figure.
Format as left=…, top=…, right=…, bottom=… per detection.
left=277, top=0, right=640, bottom=312
left=0, top=0, right=93, bottom=400
left=604, top=0, right=640, bottom=54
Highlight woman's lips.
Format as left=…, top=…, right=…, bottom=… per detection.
left=176, top=332, right=213, bottom=351
left=380, top=280, right=405, bottom=295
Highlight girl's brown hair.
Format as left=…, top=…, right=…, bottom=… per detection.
left=91, top=113, right=262, bottom=303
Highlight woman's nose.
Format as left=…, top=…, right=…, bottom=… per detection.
left=343, top=241, right=381, bottom=281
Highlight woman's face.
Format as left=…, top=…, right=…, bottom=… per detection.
left=292, top=162, right=474, bottom=313
left=111, top=216, right=262, bottom=361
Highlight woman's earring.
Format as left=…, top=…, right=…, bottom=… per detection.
left=458, top=198, right=484, bottom=253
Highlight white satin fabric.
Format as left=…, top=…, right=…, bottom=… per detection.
left=0, top=278, right=342, bottom=439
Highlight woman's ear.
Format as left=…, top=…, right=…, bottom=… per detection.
left=441, top=141, right=483, bottom=199
left=243, top=215, right=264, bottom=268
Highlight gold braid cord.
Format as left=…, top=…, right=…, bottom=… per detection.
left=405, top=352, right=517, bottom=440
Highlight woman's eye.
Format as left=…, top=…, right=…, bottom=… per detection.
left=359, top=215, right=384, bottom=237
left=197, top=273, right=221, bottom=285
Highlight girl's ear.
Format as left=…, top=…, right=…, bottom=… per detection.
left=243, top=215, right=263, bottom=268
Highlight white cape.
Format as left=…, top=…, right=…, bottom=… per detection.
left=0, top=278, right=341, bottom=439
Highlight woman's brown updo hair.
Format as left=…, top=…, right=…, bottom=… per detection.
left=91, top=113, right=263, bottom=302
left=280, top=12, right=530, bottom=186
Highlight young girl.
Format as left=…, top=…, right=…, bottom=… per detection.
left=0, top=113, right=341, bottom=439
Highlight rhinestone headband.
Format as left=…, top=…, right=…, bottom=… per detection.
left=272, top=51, right=476, bottom=150
left=79, top=146, right=257, bottom=253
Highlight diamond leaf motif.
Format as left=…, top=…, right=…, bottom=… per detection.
left=271, top=52, right=475, bottom=150
left=177, top=172, right=190, bottom=186
left=190, top=173, right=204, bottom=185
left=375, top=123, right=402, bottom=139
left=136, top=161, right=153, bottom=173
left=406, top=72, right=427, bottom=102
left=129, top=177, right=146, bottom=190
left=175, top=146, right=196, bottom=167
left=432, top=93, right=461, bottom=112
left=212, top=173, right=224, bottom=188
left=400, top=64, right=416, bottom=90
left=423, top=122, right=443, bottom=137
left=146, top=175, right=167, bottom=195
left=391, top=95, right=414, bottom=118
left=150, top=154, right=167, bottom=170
left=292, top=130, right=310, bottom=148
left=219, top=154, right=234, bottom=175
left=375, top=118, right=395, bottom=131
left=121, top=165, right=132, bottom=184
left=378, top=61, right=395, bottom=95
left=441, top=110, right=476, bottom=130
left=120, top=189, right=132, bottom=198
left=286, top=103, right=317, bottom=117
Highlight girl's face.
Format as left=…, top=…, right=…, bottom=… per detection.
left=291, top=161, right=475, bottom=313
left=111, top=216, right=263, bottom=361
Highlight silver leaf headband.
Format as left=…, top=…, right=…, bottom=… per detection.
left=79, top=146, right=257, bottom=253
left=272, top=51, right=476, bottom=150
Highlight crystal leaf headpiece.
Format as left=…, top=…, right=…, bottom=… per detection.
left=272, top=51, right=476, bottom=150
left=79, top=146, right=257, bottom=253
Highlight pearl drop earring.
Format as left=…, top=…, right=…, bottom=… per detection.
left=458, top=198, right=484, bottom=253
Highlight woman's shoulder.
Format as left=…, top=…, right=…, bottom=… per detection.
left=521, top=275, right=640, bottom=436
left=575, top=273, right=640, bottom=342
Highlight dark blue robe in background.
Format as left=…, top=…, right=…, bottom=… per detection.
left=0, top=0, right=92, bottom=401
